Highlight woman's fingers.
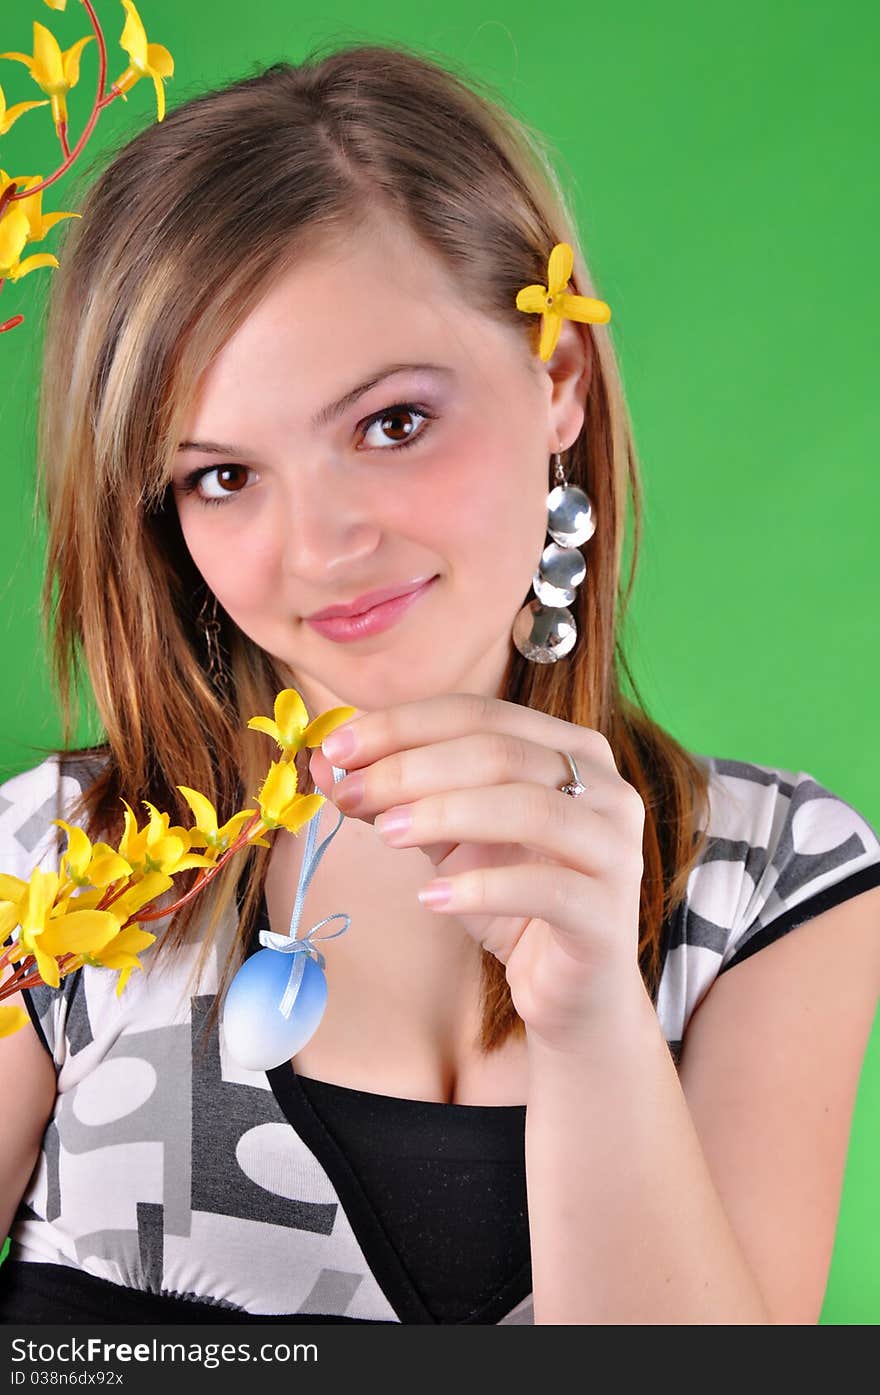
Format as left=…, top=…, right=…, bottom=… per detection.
left=316, top=692, right=620, bottom=781
left=371, top=780, right=625, bottom=877
left=313, top=730, right=603, bottom=822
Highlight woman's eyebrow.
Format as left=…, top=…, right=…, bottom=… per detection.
left=176, top=361, right=453, bottom=454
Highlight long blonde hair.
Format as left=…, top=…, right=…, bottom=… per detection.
left=30, top=40, right=710, bottom=1051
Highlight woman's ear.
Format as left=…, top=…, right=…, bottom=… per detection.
left=543, top=320, right=593, bottom=450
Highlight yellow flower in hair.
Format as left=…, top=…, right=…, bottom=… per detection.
left=0, top=82, right=49, bottom=136
left=0, top=20, right=94, bottom=130
left=248, top=688, right=357, bottom=761
left=515, top=242, right=611, bottom=362
left=112, top=1, right=174, bottom=124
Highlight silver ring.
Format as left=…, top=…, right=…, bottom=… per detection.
left=558, top=750, right=587, bottom=798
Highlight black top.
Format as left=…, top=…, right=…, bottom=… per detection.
left=296, top=1073, right=529, bottom=1322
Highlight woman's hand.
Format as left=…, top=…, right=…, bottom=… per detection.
left=308, top=692, right=647, bottom=1050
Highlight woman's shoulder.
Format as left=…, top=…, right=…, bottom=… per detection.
left=0, top=749, right=110, bottom=880
left=694, top=752, right=880, bottom=953
left=657, top=751, right=880, bottom=1056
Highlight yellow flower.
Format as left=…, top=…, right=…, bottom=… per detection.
left=0, top=201, right=40, bottom=283
left=0, top=81, right=49, bottom=136
left=117, top=800, right=216, bottom=878
left=52, top=819, right=132, bottom=889
left=3, top=171, right=80, bottom=241
left=50, top=885, right=104, bottom=918
left=0, top=169, right=80, bottom=282
left=0, top=861, right=159, bottom=1011
left=73, top=925, right=157, bottom=998
left=42, top=2, right=68, bottom=12
left=176, top=788, right=259, bottom=861
left=0, top=872, right=28, bottom=943
left=1, top=865, right=98, bottom=926
left=112, top=1, right=174, bottom=124
left=515, top=242, right=611, bottom=362
left=6, top=868, right=124, bottom=990
left=99, top=870, right=173, bottom=927
left=247, top=689, right=357, bottom=760
left=255, top=760, right=325, bottom=835
left=0, top=1005, right=29, bottom=1038
left=0, top=20, right=94, bottom=129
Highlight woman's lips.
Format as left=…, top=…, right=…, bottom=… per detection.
left=305, top=575, right=439, bottom=642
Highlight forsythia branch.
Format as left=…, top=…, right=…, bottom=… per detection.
left=0, top=0, right=174, bottom=333
left=0, top=689, right=355, bottom=1036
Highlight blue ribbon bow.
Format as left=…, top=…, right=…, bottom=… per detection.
left=256, top=761, right=351, bottom=1016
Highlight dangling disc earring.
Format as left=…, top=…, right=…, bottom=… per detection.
left=511, top=449, right=596, bottom=662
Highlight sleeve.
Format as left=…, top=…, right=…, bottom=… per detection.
left=714, top=760, right=880, bottom=975
left=0, top=754, right=91, bottom=1065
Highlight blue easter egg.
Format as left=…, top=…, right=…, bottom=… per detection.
left=222, top=947, right=328, bottom=1070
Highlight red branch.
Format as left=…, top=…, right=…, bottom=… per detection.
left=10, top=1, right=111, bottom=202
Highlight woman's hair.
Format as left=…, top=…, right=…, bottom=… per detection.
left=30, top=40, right=710, bottom=1052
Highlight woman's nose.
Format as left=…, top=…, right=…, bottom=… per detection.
left=277, top=470, right=381, bottom=579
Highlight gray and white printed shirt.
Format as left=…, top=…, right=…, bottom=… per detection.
left=2, top=750, right=879, bottom=1322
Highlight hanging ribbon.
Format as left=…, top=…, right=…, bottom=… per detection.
left=256, top=761, right=351, bottom=1017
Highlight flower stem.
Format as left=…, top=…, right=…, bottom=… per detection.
left=11, top=0, right=112, bottom=206
left=0, top=963, right=32, bottom=998
left=135, top=814, right=269, bottom=924
left=0, top=953, right=75, bottom=1000
left=0, top=203, right=22, bottom=336
left=96, top=878, right=139, bottom=913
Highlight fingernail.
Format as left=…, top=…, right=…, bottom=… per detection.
left=333, top=771, right=364, bottom=812
left=375, top=807, right=412, bottom=840
left=417, top=880, right=452, bottom=909
left=322, top=726, right=356, bottom=762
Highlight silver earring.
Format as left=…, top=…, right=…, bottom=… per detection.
left=511, top=449, right=596, bottom=663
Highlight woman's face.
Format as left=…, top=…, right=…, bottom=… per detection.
left=169, top=218, right=589, bottom=719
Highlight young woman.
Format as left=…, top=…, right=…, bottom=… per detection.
left=1, top=43, right=878, bottom=1325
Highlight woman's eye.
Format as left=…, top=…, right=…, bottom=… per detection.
left=360, top=403, right=433, bottom=451
left=179, top=463, right=254, bottom=508
left=177, top=403, right=434, bottom=508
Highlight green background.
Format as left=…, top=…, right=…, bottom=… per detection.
left=1, top=0, right=877, bottom=1322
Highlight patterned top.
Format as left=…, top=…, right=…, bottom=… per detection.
left=2, top=749, right=879, bottom=1323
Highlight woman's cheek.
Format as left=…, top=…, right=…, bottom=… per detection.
left=183, top=510, right=276, bottom=613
